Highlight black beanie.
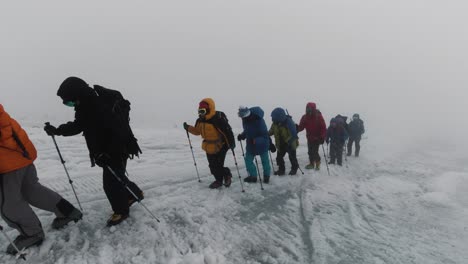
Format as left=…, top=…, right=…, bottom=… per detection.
left=57, top=77, right=92, bottom=101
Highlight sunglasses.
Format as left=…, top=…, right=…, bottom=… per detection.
left=198, top=108, right=208, bottom=116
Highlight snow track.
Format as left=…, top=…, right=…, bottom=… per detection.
left=1, top=128, right=467, bottom=263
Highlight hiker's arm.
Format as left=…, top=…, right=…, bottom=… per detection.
left=297, top=116, right=305, bottom=132
left=57, top=120, right=83, bottom=136
left=188, top=120, right=201, bottom=135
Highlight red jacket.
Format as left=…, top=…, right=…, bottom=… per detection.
left=298, top=103, right=326, bottom=143
left=0, top=104, right=37, bottom=174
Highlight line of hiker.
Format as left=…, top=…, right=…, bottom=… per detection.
left=1, top=76, right=365, bottom=256
left=183, top=98, right=365, bottom=189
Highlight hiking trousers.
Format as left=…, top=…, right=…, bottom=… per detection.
left=103, top=157, right=142, bottom=215
left=276, top=145, right=299, bottom=171
left=307, top=142, right=321, bottom=163
left=329, top=143, right=344, bottom=165
left=347, top=138, right=361, bottom=156
left=0, top=164, right=63, bottom=236
left=206, top=147, right=231, bottom=183
left=244, top=151, right=271, bottom=177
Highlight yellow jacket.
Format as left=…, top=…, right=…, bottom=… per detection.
left=188, top=98, right=231, bottom=154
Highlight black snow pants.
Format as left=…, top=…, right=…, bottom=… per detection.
left=103, top=156, right=142, bottom=215
left=347, top=137, right=361, bottom=156
left=329, top=142, right=344, bottom=165
left=276, top=145, right=299, bottom=172
left=307, top=142, right=321, bottom=163
left=206, top=146, right=231, bottom=183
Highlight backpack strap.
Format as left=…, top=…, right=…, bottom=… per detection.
left=11, top=129, right=30, bottom=159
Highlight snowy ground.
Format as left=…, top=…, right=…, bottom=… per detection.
left=1, top=127, right=467, bottom=264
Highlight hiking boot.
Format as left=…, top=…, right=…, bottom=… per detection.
left=52, top=208, right=83, bottom=229
left=274, top=170, right=285, bottom=176
left=243, top=176, right=258, bottom=183
left=289, top=169, right=298, bottom=176
left=209, top=181, right=223, bottom=189
left=129, top=191, right=144, bottom=207
left=347, top=153, right=351, bottom=156
left=315, top=161, right=321, bottom=171
left=107, top=213, right=129, bottom=226
left=305, top=164, right=315, bottom=170
left=263, top=176, right=270, bottom=184
left=328, top=161, right=335, bottom=165
left=224, top=174, right=232, bottom=187
left=6, top=232, right=44, bottom=255
left=355, top=153, right=359, bottom=157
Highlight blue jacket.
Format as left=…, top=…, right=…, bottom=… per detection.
left=240, top=107, right=270, bottom=155
left=326, top=126, right=349, bottom=145
left=271, top=108, right=298, bottom=145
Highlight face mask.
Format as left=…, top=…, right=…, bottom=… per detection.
left=198, top=108, right=208, bottom=117
left=64, top=101, right=76, bottom=107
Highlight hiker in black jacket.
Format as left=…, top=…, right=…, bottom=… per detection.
left=44, top=77, right=143, bottom=226
left=347, top=113, right=365, bottom=157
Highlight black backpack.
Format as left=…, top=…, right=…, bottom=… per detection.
left=93, top=85, right=142, bottom=158
left=203, top=111, right=235, bottom=149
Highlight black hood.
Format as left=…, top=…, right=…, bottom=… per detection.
left=57, top=77, right=96, bottom=101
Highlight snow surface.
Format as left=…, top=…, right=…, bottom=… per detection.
left=1, top=127, right=467, bottom=264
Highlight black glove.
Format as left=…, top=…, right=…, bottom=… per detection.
left=269, top=143, right=276, bottom=153
left=237, top=134, right=246, bottom=141
left=319, top=138, right=325, bottom=145
left=44, top=123, right=58, bottom=136
left=95, top=153, right=111, bottom=167
left=183, top=122, right=189, bottom=131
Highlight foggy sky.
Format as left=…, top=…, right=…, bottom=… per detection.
left=1, top=0, right=467, bottom=146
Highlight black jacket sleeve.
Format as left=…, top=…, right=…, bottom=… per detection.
left=56, top=120, right=83, bottom=136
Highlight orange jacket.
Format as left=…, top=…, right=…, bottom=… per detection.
left=0, top=104, right=37, bottom=174
left=188, top=98, right=230, bottom=154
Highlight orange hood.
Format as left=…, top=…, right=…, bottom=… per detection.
left=200, top=98, right=216, bottom=120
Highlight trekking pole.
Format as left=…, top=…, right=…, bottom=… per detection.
left=231, top=147, right=245, bottom=193
left=269, top=151, right=276, bottom=173
left=343, top=140, right=348, bottom=162
left=106, top=166, right=160, bottom=223
left=186, top=130, right=201, bottom=182
left=253, top=156, right=265, bottom=191
left=45, top=122, right=84, bottom=212
left=0, top=225, right=27, bottom=260
left=343, top=141, right=349, bottom=168
left=297, top=163, right=305, bottom=175
left=321, top=144, right=331, bottom=176
left=239, top=140, right=249, bottom=176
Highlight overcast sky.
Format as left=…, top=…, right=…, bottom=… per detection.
left=1, top=0, right=467, bottom=146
